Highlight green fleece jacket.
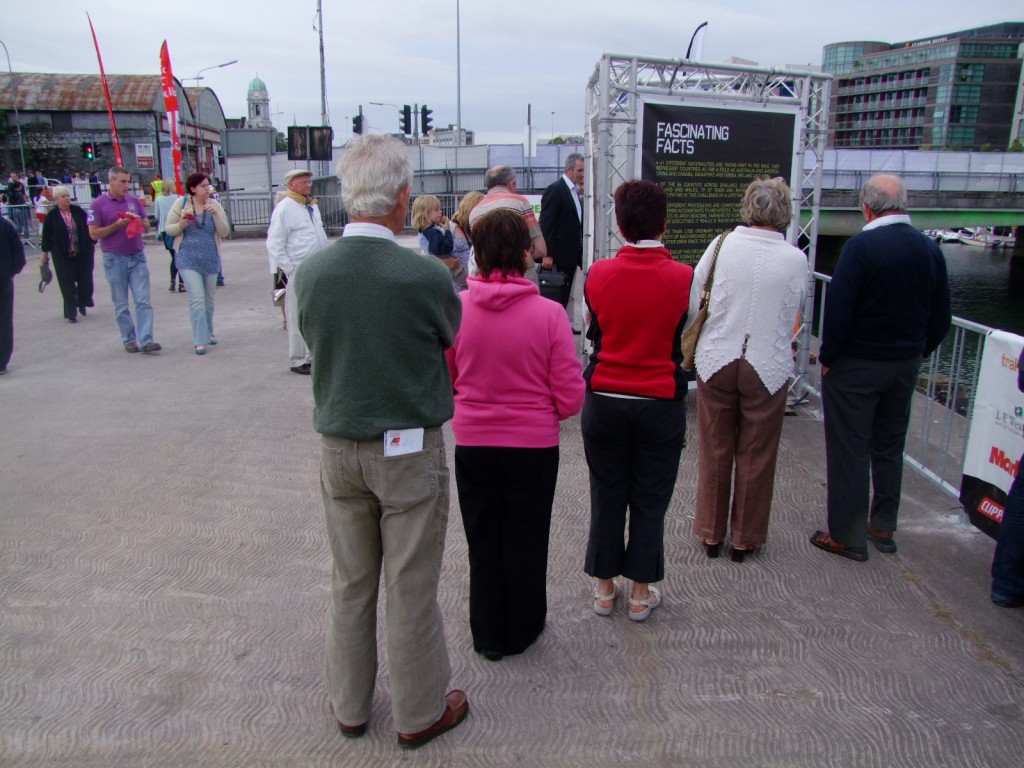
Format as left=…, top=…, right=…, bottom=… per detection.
left=294, top=235, right=461, bottom=439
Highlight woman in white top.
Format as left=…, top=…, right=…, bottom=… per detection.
left=685, top=177, right=808, bottom=562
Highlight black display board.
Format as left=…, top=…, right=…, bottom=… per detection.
left=640, top=101, right=799, bottom=264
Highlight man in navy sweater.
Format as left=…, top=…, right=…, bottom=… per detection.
left=811, top=173, right=951, bottom=561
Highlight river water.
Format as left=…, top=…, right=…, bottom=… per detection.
left=940, top=243, right=1024, bottom=336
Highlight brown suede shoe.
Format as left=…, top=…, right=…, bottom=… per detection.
left=396, top=690, right=469, bottom=750
left=328, top=702, right=366, bottom=738
left=337, top=721, right=367, bottom=739
left=810, top=530, right=868, bottom=562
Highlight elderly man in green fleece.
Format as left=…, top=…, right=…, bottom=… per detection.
left=294, top=134, right=467, bottom=750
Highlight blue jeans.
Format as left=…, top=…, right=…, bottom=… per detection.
left=178, top=269, right=216, bottom=346
left=992, top=451, right=1024, bottom=605
left=102, top=251, right=154, bottom=346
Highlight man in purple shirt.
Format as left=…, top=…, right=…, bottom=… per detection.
left=87, top=167, right=160, bottom=353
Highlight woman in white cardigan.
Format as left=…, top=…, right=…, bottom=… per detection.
left=685, top=178, right=808, bottom=562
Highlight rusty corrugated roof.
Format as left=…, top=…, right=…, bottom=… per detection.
left=0, top=73, right=168, bottom=113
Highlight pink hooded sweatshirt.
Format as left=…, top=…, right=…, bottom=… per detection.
left=447, top=274, right=585, bottom=447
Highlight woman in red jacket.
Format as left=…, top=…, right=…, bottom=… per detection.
left=583, top=180, right=694, bottom=622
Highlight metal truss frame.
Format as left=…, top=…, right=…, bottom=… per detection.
left=584, top=54, right=832, bottom=401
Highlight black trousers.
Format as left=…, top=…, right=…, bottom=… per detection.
left=455, top=445, right=559, bottom=656
left=0, top=276, right=13, bottom=370
left=557, top=266, right=577, bottom=308
left=50, top=251, right=95, bottom=320
left=582, top=392, right=686, bottom=583
left=823, top=356, right=920, bottom=552
left=167, top=248, right=179, bottom=284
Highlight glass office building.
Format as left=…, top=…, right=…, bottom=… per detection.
left=822, top=23, right=1024, bottom=149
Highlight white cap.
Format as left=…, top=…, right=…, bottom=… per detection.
left=284, top=169, right=313, bottom=184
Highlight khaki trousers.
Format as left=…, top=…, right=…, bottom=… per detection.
left=694, top=359, right=788, bottom=549
left=320, top=426, right=452, bottom=733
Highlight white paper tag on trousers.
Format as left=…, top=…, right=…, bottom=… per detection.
left=383, top=428, right=424, bottom=457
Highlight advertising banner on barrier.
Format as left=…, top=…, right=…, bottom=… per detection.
left=637, top=100, right=800, bottom=265
left=959, top=330, right=1024, bottom=539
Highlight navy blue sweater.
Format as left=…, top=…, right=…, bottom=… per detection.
left=819, top=221, right=951, bottom=367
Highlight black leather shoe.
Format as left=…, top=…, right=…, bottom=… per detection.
left=290, top=364, right=311, bottom=375
left=730, top=546, right=755, bottom=563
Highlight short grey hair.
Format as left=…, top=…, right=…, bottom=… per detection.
left=740, top=177, right=793, bottom=230
left=484, top=165, right=516, bottom=190
left=860, top=173, right=907, bottom=215
left=107, top=166, right=131, bottom=181
left=51, top=185, right=72, bottom=200
left=564, top=152, right=584, bottom=171
left=337, top=135, right=413, bottom=218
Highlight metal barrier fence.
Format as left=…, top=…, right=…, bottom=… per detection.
left=223, top=191, right=495, bottom=233
left=807, top=271, right=991, bottom=500
left=819, top=169, right=1023, bottom=193
left=1, top=203, right=41, bottom=245
left=222, top=166, right=565, bottom=232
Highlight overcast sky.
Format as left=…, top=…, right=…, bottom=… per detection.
left=3, top=1, right=1018, bottom=145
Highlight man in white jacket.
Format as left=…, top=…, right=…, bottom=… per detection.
left=267, top=169, right=328, bottom=374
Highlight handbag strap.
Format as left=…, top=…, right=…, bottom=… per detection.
left=697, top=230, right=730, bottom=309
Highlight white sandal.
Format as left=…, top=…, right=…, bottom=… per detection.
left=593, top=582, right=618, bottom=616
left=628, top=586, right=661, bottom=622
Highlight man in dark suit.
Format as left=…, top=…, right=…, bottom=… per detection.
left=539, top=153, right=584, bottom=312
left=810, top=173, right=951, bottom=562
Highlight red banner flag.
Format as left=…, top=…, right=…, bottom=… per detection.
left=86, top=13, right=124, bottom=167
left=159, top=41, right=183, bottom=194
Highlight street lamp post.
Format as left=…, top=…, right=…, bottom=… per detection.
left=0, top=40, right=27, bottom=177
left=182, top=59, right=237, bottom=175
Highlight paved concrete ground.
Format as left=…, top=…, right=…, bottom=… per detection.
left=1, top=235, right=1023, bottom=767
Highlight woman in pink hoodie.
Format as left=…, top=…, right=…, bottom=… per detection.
left=447, top=207, right=585, bottom=662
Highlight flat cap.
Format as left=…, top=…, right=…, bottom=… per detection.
left=284, top=168, right=313, bottom=183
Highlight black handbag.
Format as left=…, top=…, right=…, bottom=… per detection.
left=538, top=266, right=567, bottom=303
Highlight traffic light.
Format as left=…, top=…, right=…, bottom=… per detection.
left=81, top=142, right=95, bottom=159
left=420, top=105, right=433, bottom=135
left=352, top=111, right=363, bottom=136
left=400, top=104, right=412, bottom=135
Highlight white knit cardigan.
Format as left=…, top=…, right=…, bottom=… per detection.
left=684, top=226, right=808, bottom=394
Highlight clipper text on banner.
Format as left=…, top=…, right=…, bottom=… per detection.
left=959, top=330, right=1024, bottom=538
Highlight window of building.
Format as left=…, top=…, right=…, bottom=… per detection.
left=953, top=85, right=982, bottom=103
left=947, top=126, right=976, bottom=144
left=949, top=105, right=979, bottom=123
left=958, top=64, right=985, bottom=82
left=960, top=43, right=1016, bottom=59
